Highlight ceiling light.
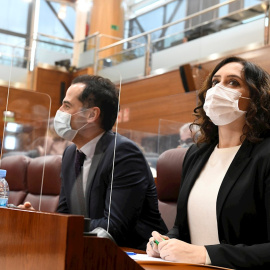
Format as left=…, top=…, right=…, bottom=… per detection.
left=76, top=0, right=92, bottom=12
left=58, top=4, right=67, bottom=20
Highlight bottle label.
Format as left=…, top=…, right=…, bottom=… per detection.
left=0, top=198, right=8, bottom=207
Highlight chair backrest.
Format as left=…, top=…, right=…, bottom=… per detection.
left=1, top=155, right=30, bottom=206
left=0, top=154, right=62, bottom=212
left=25, top=155, right=62, bottom=212
left=156, top=147, right=187, bottom=230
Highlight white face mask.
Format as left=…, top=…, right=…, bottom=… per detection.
left=54, top=110, right=89, bottom=141
left=203, top=84, right=250, bottom=126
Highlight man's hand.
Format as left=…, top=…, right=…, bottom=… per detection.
left=17, top=201, right=36, bottom=211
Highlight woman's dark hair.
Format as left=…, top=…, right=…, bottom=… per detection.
left=192, top=56, right=270, bottom=144
left=72, top=75, right=119, bottom=131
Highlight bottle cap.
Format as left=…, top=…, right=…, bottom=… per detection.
left=0, top=169, right=7, bottom=178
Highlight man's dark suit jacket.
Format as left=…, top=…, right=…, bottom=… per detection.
left=57, top=130, right=167, bottom=249
left=167, top=138, right=270, bottom=269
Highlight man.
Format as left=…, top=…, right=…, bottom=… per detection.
left=27, top=75, right=167, bottom=249
left=178, top=122, right=200, bottom=148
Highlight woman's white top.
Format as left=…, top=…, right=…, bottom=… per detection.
left=187, top=144, right=241, bottom=246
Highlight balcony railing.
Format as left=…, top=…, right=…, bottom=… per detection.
left=0, top=0, right=269, bottom=87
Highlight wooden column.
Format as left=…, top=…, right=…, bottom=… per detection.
left=89, top=0, right=124, bottom=58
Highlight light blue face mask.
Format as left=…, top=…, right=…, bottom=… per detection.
left=54, top=109, right=89, bottom=141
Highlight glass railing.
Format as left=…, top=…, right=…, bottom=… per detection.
left=35, top=33, right=74, bottom=70
left=0, top=41, right=31, bottom=88
left=97, top=38, right=147, bottom=81
left=0, top=42, right=30, bottom=69
left=152, top=2, right=267, bottom=52
left=0, top=0, right=269, bottom=86
left=96, top=0, right=269, bottom=81
left=76, top=33, right=99, bottom=69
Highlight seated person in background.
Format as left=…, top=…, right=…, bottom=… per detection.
left=146, top=56, right=270, bottom=269
left=178, top=122, right=200, bottom=148
left=20, top=74, right=167, bottom=250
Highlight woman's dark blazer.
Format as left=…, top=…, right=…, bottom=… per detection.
left=167, top=138, right=270, bottom=269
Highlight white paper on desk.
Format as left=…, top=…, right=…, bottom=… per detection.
left=128, top=254, right=234, bottom=269
left=128, top=254, right=172, bottom=262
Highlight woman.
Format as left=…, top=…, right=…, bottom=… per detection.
left=146, top=56, right=270, bottom=269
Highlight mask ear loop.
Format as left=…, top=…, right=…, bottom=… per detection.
left=71, top=108, right=94, bottom=131
left=107, top=74, right=122, bottom=233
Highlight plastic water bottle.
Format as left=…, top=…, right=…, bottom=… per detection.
left=0, top=169, right=9, bottom=207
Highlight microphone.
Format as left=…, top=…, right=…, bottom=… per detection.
left=89, top=227, right=116, bottom=243
left=83, top=217, right=116, bottom=243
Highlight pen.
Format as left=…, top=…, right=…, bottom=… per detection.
left=154, top=237, right=165, bottom=245
left=126, top=252, right=137, bottom=255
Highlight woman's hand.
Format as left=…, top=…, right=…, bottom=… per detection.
left=146, top=231, right=170, bottom=258
left=158, top=238, right=206, bottom=264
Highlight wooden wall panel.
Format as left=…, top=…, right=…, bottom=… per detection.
left=120, top=70, right=188, bottom=104
left=118, top=92, right=197, bottom=134
left=192, top=45, right=270, bottom=90
left=34, top=67, right=72, bottom=118
left=72, top=67, right=93, bottom=80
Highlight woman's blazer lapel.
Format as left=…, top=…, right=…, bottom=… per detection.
left=177, top=140, right=254, bottom=241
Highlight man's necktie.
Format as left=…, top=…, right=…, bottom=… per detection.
left=75, top=150, right=86, bottom=178
left=74, top=150, right=86, bottom=216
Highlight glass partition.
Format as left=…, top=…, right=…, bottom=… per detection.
left=0, top=89, right=51, bottom=158
left=0, top=72, right=51, bottom=211
left=116, top=119, right=199, bottom=179
left=116, top=127, right=159, bottom=178
left=158, top=119, right=186, bottom=154
left=158, top=119, right=200, bottom=154
left=115, top=90, right=198, bottom=177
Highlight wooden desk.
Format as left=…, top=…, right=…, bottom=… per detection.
left=121, top=248, right=232, bottom=270
left=138, top=262, right=231, bottom=270
left=0, top=208, right=231, bottom=270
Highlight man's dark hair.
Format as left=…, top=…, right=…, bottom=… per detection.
left=72, top=75, right=119, bottom=131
